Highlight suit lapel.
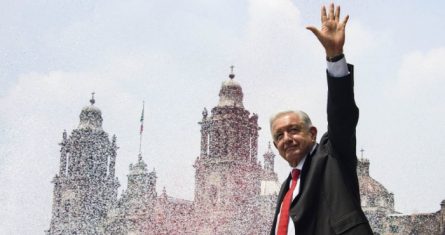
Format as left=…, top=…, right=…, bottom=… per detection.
left=291, top=144, right=317, bottom=207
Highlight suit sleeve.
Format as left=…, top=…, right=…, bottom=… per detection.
left=326, top=64, right=359, bottom=171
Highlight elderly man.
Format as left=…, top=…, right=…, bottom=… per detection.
left=270, top=4, right=373, bottom=235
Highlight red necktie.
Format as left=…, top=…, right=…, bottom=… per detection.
left=277, top=169, right=301, bottom=235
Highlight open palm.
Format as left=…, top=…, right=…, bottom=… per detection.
left=307, top=4, right=349, bottom=58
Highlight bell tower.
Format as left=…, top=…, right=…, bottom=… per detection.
left=47, top=94, right=120, bottom=235
left=193, top=67, right=263, bottom=234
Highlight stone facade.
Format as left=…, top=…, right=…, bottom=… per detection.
left=104, top=154, right=158, bottom=234
left=358, top=155, right=445, bottom=235
left=47, top=72, right=444, bottom=235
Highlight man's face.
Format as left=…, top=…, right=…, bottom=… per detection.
left=271, top=113, right=317, bottom=167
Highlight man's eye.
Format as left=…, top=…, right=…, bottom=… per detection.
left=289, top=127, right=300, bottom=133
left=275, top=134, right=283, bottom=141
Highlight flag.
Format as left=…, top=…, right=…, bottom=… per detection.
left=140, top=101, right=144, bottom=135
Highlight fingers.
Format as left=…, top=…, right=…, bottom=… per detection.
left=328, top=3, right=334, bottom=20
left=325, top=4, right=342, bottom=22
left=342, top=15, right=349, bottom=27
left=318, top=4, right=348, bottom=29
left=321, top=5, right=327, bottom=23
left=335, top=5, right=340, bottom=22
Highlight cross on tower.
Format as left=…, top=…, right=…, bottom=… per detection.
left=90, top=92, right=96, bottom=105
left=229, top=65, right=235, bottom=79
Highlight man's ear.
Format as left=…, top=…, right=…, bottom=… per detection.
left=309, top=126, right=318, bottom=142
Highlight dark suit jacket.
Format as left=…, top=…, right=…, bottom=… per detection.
left=270, top=65, right=373, bottom=235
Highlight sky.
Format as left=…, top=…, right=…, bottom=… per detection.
left=0, top=0, right=444, bottom=234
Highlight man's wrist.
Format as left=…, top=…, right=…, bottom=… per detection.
left=325, top=48, right=344, bottom=58
left=326, top=53, right=344, bottom=62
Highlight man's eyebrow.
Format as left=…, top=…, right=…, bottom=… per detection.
left=291, top=124, right=303, bottom=128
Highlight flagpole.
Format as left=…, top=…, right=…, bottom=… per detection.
left=139, top=101, right=145, bottom=159
left=139, top=130, right=142, bottom=155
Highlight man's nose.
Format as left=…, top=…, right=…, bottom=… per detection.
left=283, top=132, right=292, bottom=143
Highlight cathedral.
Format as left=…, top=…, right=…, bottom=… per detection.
left=46, top=69, right=279, bottom=234
left=46, top=69, right=444, bottom=235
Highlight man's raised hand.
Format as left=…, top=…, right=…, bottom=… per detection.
left=306, top=3, right=349, bottom=58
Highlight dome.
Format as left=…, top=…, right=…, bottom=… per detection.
left=359, top=174, right=391, bottom=196
left=78, top=94, right=103, bottom=130
left=357, top=158, right=391, bottom=196
left=358, top=158, right=395, bottom=212
left=217, top=70, right=244, bottom=108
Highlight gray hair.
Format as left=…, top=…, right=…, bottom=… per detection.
left=269, top=110, right=313, bottom=135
